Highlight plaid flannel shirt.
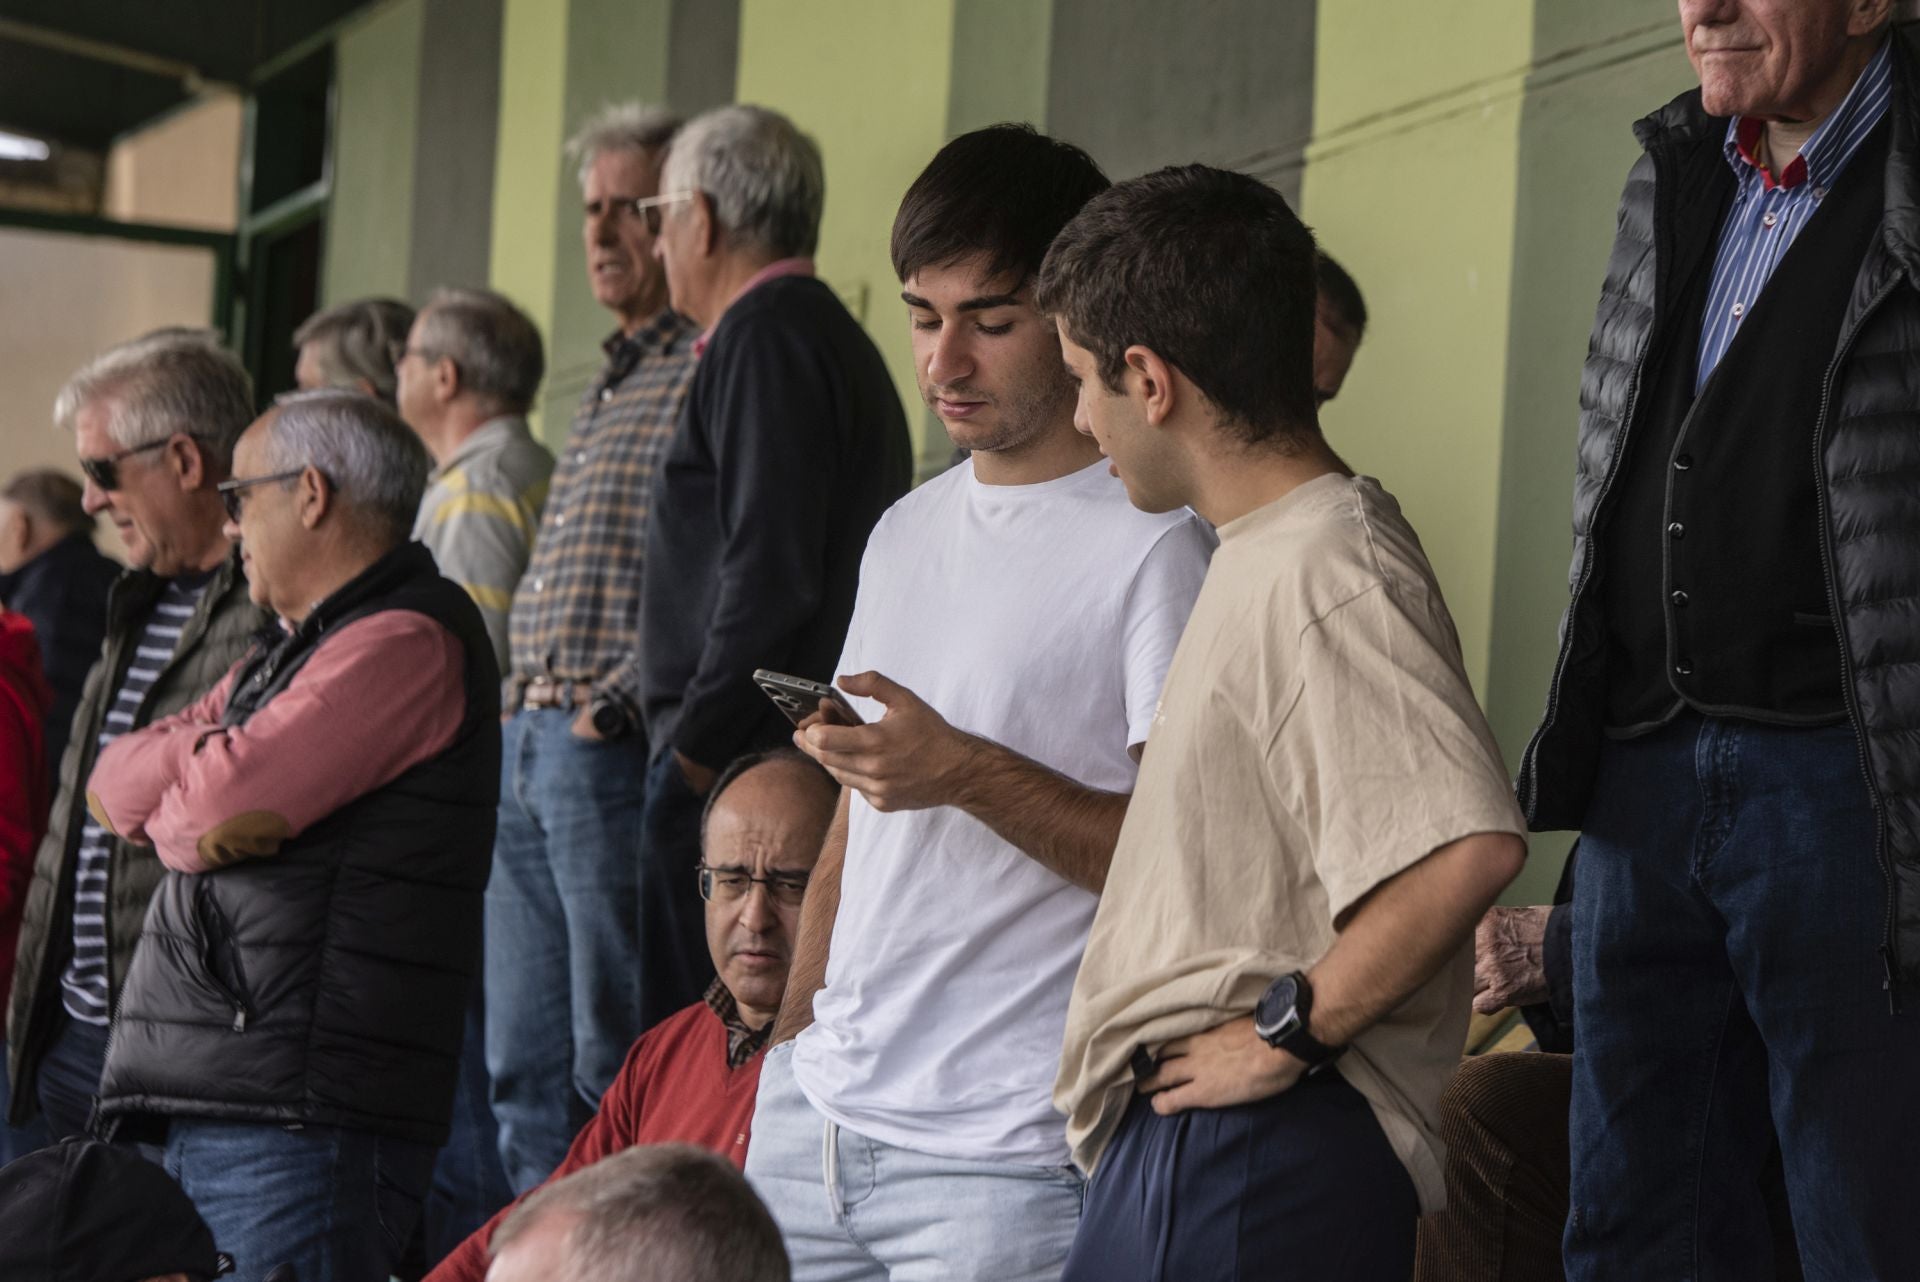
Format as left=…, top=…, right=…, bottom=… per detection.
left=507, top=311, right=698, bottom=714
left=704, top=977, right=770, bottom=1070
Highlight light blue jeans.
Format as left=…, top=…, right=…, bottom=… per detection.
left=745, top=1041, right=1083, bottom=1282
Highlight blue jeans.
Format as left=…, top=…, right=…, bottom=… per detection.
left=746, top=1041, right=1084, bottom=1282
left=1567, top=714, right=1920, bottom=1281
left=486, top=710, right=706, bottom=1193
left=36, top=1013, right=110, bottom=1140
left=165, top=1119, right=436, bottom=1282
left=1065, top=1072, right=1416, bottom=1282
left=418, top=983, right=512, bottom=1263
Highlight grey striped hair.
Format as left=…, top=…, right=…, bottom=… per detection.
left=265, top=389, right=429, bottom=542
left=491, top=1145, right=789, bottom=1282
left=54, top=329, right=253, bottom=471
left=566, top=102, right=682, bottom=188
left=662, top=104, right=825, bottom=258
left=292, top=297, right=416, bottom=404
left=415, top=287, right=546, bottom=415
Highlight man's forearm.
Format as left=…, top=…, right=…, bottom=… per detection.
left=950, top=737, right=1128, bottom=894
left=771, top=791, right=848, bottom=1046
left=1309, top=831, right=1526, bottom=1047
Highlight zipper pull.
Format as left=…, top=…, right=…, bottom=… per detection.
left=232, top=1006, right=248, bottom=1033
left=1882, top=946, right=1899, bottom=1016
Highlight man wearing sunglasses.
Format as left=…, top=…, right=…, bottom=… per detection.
left=6, top=330, right=268, bottom=1146
left=424, top=748, right=835, bottom=1282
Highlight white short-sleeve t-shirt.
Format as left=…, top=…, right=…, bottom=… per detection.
left=790, top=456, right=1211, bottom=1165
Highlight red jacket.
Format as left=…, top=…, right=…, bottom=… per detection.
left=0, top=611, right=52, bottom=1002
left=424, top=1000, right=764, bottom=1282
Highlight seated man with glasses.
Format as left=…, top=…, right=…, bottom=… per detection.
left=424, top=747, right=836, bottom=1282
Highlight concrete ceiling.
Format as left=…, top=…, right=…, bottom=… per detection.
left=0, top=1, right=375, bottom=150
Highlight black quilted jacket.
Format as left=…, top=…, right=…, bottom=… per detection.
left=1519, top=26, right=1920, bottom=994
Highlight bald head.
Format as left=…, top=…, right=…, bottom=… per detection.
left=700, top=750, right=837, bottom=1028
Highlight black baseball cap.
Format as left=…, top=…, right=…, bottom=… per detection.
left=0, top=1138, right=234, bottom=1281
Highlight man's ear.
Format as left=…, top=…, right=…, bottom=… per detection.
left=693, top=191, right=721, bottom=257
left=434, top=355, right=462, bottom=406
left=297, top=465, right=333, bottom=531
left=1852, top=0, right=1893, bottom=38
left=1124, top=345, right=1179, bottom=428
left=169, top=434, right=209, bottom=492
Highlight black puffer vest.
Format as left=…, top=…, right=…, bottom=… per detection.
left=1520, top=28, right=1920, bottom=996
left=95, top=541, right=500, bottom=1144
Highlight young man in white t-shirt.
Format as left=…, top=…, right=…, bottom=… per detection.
left=1039, top=167, right=1528, bottom=1280
left=742, top=126, right=1212, bottom=1282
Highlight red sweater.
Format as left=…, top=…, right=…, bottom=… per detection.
left=0, top=611, right=51, bottom=1002
left=424, top=1001, right=764, bottom=1282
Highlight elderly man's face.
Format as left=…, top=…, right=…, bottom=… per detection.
left=223, top=414, right=306, bottom=618
left=1681, top=0, right=1879, bottom=120
left=701, top=762, right=830, bottom=1028
left=73, top=399, right=205, bottom=576
left=582, top=148, right=669, bottom=328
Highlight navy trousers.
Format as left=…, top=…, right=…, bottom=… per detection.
left=1566, top=714, right=1920, bottom=1281
left=1064, top=1070, right=1417, bottom=1282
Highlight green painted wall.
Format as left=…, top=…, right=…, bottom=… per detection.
left=734, top=0, right=957, bottom=471
left=1300, top=0, right=1534, bottom=714
left=324, top=0, right=425, bottom=305
left=488, top=0, right=570, bottom=391
left=1487, top=4, right=1694, bottom=904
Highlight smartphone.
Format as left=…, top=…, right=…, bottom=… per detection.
left=753, top=669, right=865, bottom=727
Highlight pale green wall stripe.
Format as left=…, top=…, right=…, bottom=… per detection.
left=324, top=0, right=426, bottom=306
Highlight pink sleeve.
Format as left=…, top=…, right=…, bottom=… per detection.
left=87, top=665, right=241, bottom=845
left=140, top=611, right=468, bottom=873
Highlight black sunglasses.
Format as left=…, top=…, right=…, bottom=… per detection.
left=216, top=469, right=306, bottom=522
left=78, top=438, right=171, bottom=492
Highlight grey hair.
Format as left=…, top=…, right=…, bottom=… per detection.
left=661, top=105, right=825, bottom=258
left=490, top=1145, right=790, bottom=1282
left=566, top=102, right=683, bottom=188
left=292, top=297, right=416, bottom=404
left=414, top=287, right=546, bottom=415
left=265, top=389, right=429, bottom=543
left=53, top=329, right=254, bottom=473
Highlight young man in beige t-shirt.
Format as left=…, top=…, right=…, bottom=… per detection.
left=1034, top=165, right=1528, bottom=1281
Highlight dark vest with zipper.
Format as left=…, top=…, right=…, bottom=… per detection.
left=94, top=541, right=500, bottom=1145
left=1601, top=121, right=1889, bottom=733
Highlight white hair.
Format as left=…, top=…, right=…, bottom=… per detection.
left=266, top=389, right=429, bottom=542
left=54, top=329, right=254, bottom=470
left=661, top=104, right=825, bottom=258
left=491, top=1145, right=789, bottom=1282
left=566, top=102, right=682, bottom=188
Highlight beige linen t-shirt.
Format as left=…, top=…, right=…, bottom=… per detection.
left=1054, top=472, right=1526, bottom=1212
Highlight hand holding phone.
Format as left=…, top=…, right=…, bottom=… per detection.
left=753, top=669, right=865, bottom=728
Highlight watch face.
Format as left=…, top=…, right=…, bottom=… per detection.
left=1256, top=974, right=1302, bottom=1038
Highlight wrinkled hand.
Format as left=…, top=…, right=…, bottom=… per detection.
left=794, top=671, right=980, bottom=812
left=1136, top=1016, right=1305, bottom=1116
left=1472, top=905, right=1554, bottom=1014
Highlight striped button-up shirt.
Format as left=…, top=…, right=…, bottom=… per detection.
left=507, top=310, right=698, bottom=713
left=1698, top=38, right=1891, bottom=391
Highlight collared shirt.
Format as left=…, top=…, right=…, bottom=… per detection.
left=703, top=977, right=769, bottom=1070
left=414, top=416, right=554, bottom=673
left=506, top=310, right=698, bottom=711
left=1697, top=38, right=1891, bottom=390
left=692, top=257, right=816, bottom=356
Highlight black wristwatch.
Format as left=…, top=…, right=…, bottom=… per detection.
left=587, top=693, right=633, bottom=740
left=1254, top=971, right=1345, bottom=1074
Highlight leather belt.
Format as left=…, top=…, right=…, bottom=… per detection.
left=516, top=677, right=595, bottom=712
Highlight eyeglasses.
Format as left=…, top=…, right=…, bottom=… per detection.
left=696, top=863, right=810, bottom=909
left=631, top=191, right=697, bottom=236
left=216, top=469, right=306, bottom=522
left=78, top=438, right=172, bottom=492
